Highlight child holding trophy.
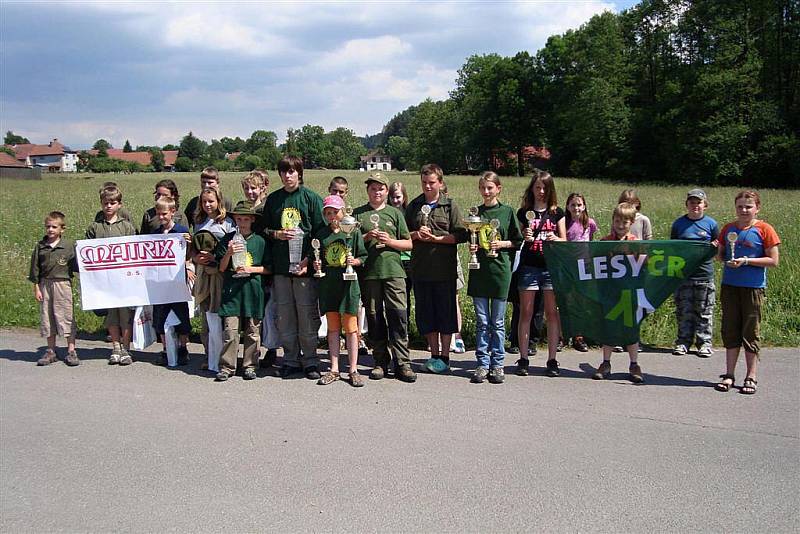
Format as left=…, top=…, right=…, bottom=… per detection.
left=466, top=172, right=523, bottom=384
left=313, top=195, right=367, bottom=387
left=715, top=191, right=780, bottom=395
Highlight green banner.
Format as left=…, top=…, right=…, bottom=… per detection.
left=545, top=240, right=717, bottom=346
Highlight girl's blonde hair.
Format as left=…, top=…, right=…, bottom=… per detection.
left=521, top=169, right=558, bottom=213
left=565, top=192, right=590, bottom=231
left=194, top=187, right=227, bottom=224
left=388, top=181, right=408, bottom=209
left=479, top=171, right=502, bottom=188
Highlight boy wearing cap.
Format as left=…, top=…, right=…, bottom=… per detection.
left=670, top=189, right=719, bottom=356
left=353, top=173, right=416, bottom=382
left=405, top=164, right=469, bottom=374
left=262, top=155, right=326, bottom=379
left=214, top=201, right=267, bottom=381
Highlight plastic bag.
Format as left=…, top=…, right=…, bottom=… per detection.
left=132, top=306, right=156, bottom=350
left=206, top=311, right=222, bottom=372
left=163, top=310, right=182, bottom=367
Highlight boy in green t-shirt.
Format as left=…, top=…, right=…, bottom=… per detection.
left=214, top=202, right=267, bottom=382
left=313, top=195, right=367, bottom=387
left=354, top=173, right=416, bottom=382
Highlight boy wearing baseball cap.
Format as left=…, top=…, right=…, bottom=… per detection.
left=670, top=189, right=719, bottom=357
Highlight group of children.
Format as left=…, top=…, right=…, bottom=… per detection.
left=29, top=160, right=781, bottom=395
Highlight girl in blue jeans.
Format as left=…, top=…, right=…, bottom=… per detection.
left=466, top=172, right=523, bottom=384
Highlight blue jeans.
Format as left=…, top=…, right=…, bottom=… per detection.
left=473, top=297, right=507, bottom=369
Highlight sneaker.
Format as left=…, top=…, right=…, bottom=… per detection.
left=629, top=363, right=644, bottom=383
left=261, top=348, right=277, bottom=368
left=592, top=360, right=611, bottom=380
left=572, top=336, right=589, bottom=352
left=215, top=370, right=231, bottom=382
left=177, top=346, right=189, bottom=366
left=65, top=350, right=80, bottom=367
left=395, top=364, right=417, bottom=383
left=488, top=367, right=505, bottom=384
left=453, top=338, right=466, bottom=354
left=280, top=365, right=302, bottom=379
left=118, top=348, right=133, bottom=366
left=304, top=366, right=321, bottom=380
left=37, top=349, right=58, bottom=366
left=108, top=348, right=121, bottom=365
left=155, top=352, right=167, bottom=366
left=507, top=345, right=520, bottom=355
left=697, top=344, right=714, bottom=357
left=424, top=357, right=449, bottom=374
left=672, top=344, right=688, bottom=356
left=242, top=368, right=257, bottom=380
left=546, top=359, right=560, bottom=377
left=369, top=366, right=386, bottom=380
left=515, top=358, right=530, bottom=376
left=528, top=343, right=538, bottom=356
left=471, top=367, right=488, bottom=383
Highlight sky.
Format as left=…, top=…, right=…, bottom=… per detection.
left=1, top=0, right=638, bottom=150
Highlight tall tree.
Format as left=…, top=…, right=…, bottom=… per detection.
left=178, top=131, right=207, bottom=162
left=4, top=131, right=29, bottom=145
left=123, top=139, right=133, bottom=152
left=150, top=149, right=165, bottom=172
left=92, top=139, right=112, bottom=151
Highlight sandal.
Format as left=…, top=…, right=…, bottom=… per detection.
left=715, top=374, right=735, bottom=392
left=740, top=377, right=758, bottom=395
left=317, top=371, right=340, bottom=386
left=349, top=370, right=364, bottom=388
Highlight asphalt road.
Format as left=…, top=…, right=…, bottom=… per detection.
left=1, top=328, right=798, bottom=533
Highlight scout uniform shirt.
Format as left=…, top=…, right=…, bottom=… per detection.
left=353, top=204, right=410, bottom=280
left=466, top=202, right=523, bottom=300
left=85, top=217, right=137, bottom=239
left=405, top=194, right=468, bottom=282
left=214, top=232, right=266, bottom=320
left=262, top=186, right=325, bottom=276
left=315, top=226, right=367, bottom=316
left=29, top=238, right=77, bottom=283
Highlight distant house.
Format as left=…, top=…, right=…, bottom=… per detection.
left=163, top=150, right=179, bottom=171
left=491, top=145, right=551, bottom=172
left=5, top=139, right=78, bottom=172
left=225, top=151, right=241, bottom=162
left=360, top=150, right=391, bottom=172
left=87, top=148, right=179, bottom=170
left=0, top=151, right=28, bottom=168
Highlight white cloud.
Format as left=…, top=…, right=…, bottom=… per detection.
left=318, top=35, right=412, bottom=69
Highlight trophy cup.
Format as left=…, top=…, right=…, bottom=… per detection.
left=370, top=213, right=385, bottom=248
left=726, top=232, right=738, bottom=262
left=486, top=218, right=500, bottom=258
left=420, top=204, right=431, bottom=227
left=524, top=210, right=536, bottom=242
left=463, top=207, right=484, bottom=270
left=339, top=207, right=360, bottom=281
left=311, top=238, right=325, bottom=278
left=231, top=228, right=250, bottom=278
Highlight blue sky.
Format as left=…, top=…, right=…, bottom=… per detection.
left=1, top=0, right=638, bottom=149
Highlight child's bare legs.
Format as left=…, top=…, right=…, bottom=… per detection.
left=121, top=327, right=131, bottom=350
left=346, top=331, right=358, bottom=374
left=518, top=289, right=536, bottom=355
left=46, top=334, right=57, bottom=351
left=543, top=290, right=560, bottom=362
left=66, top=336, right=75, bottom=353
left=327, top=331, right=341, bottom=373
left=627, top=342, right=639, bottom=364
left=108, top=325, right=122, bottom=347
left=440, top=334, right=451, bottom=360
left=724, top=347, right=758, bottom=382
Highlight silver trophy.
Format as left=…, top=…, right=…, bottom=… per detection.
left=339, top=207, right=360, bottom=281
left=420, top=204, right=432, bottom=227
left=370, top=213, right=385, bottom=248
left=487, top=218, right=500, bottom=258
left=462, top=207, right=484, bottom=270
left=524, top=210, right=536, bottom=242
left=311, top=238, right=325, bottom=278
left=726, top=232, right=738, bottom=262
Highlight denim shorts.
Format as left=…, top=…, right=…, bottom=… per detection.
left=516, top=265, right=553, bottom=291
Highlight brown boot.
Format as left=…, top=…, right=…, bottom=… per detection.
left=65, top=350, right=80, bottom=367
left=37, top=349, right=58, bottom=366
left=629, top=363, right=644, bottom=384
left=592, top=360, right=611, bottom=380
left=396, top=364, right=417, bottom=383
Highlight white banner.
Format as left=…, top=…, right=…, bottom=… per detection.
left=77, top=234, right=192, bottom=310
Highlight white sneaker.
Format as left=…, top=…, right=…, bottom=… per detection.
left=672, top=344, right=688, bottom=356
left=697, top=344, right=714, bottom=357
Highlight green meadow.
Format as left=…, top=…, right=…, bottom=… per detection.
left=1, top=171, right=797, bottom=347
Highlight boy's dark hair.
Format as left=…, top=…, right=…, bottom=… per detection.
left=45, top=211, right=66, bottom=227
left=200, top=166, right=219, bottom=182
left=329, top=176, right=348, bottom=190
left=618, top=189, right=641, bottom=211
left=154, top=179, right=180, bottom=206
left=420, top=163, right=443, bottom=182
left=100, top=181, right=117, bottom=193
left=100, top=186, right=122, bottom=203
left=278, top=155, right=304, bottom=179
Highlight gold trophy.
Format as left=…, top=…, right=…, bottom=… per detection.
left=486, top=218, right=500, bottom=258
left=370, top=213, right=385, bottom=248
left=311, top=238, right=325, bottom=278
left=525, top=210, right=536, bottom=242
left=726, top=232, right=738, bottom=262
left=420, top=204, right=432, bottom=227
left=463, top=207, right=484, bottom=270
left=339, top=207, right=360, bottom=281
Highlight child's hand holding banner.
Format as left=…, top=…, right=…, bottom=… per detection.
left=76, top=234, right=191, bottom=310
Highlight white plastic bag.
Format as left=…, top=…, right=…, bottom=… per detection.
left=206, top=311, right=222, bottom=372
left=163, top=310, right=182, bottom=367
left=132, top=306, right=156, bottom=350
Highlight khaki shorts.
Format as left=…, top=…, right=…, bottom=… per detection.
left=104, top=306, right=132, bottom=329
left=39, top=279, right=76, bottom=338
left=721, top=285, right=764, bottom=355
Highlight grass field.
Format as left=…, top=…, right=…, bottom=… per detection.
left=1, top=170, right=797, bottom=347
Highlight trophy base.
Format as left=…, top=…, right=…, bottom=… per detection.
left=375, top=244, right=385, bottom=248
left=468, top=262, right=480, bottom=270
left=314, top=272, right=326, bottom=278
left=232, top=272, right=250, bottom=278
left=487, top=253, right=498, bottom=259
left=343, top=272, right=358, bottom=281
